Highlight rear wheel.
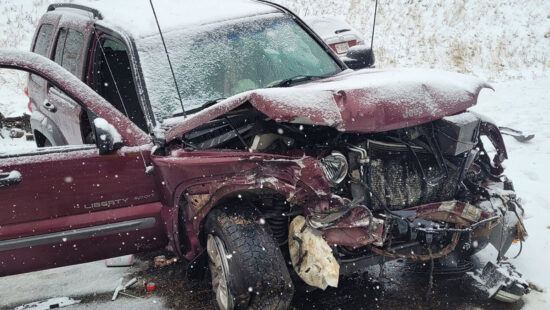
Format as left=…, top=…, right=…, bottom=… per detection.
left=205, top=205, right=294, bottom=310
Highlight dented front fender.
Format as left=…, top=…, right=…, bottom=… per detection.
left=152, top=149, right=336, bottom=259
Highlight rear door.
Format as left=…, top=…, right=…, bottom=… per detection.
left=44, top=27, right=88, bottom=145
left=27, top=12, right=61, bottom=117
left=0, top=52, right=167, bottom=276
left=27, top=23, right=55, bottom=110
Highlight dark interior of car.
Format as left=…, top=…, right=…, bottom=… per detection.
left=92, top=38, right=148, bottom=132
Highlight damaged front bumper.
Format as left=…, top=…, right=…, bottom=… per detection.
left=289, top=179, right=527, bottom=292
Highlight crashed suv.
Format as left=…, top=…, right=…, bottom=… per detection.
left=0, top=0, right=527, bottom=309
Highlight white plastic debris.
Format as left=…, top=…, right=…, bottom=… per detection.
left=112, top=278, right=124, bottom=301
left=288, top=216, right=339, bottom=290
left=112, top=277, right=138, bottom=301
left=105, top=254, right=134, bottom=267
left=15, top=297, right=80, bottom=310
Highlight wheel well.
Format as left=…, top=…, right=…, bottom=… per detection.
left=196, top=190, right=300, bottom=247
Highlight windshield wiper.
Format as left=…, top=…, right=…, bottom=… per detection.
left=174, top=97, right=226, bottom=117
left=268, top=75, right=327, bottom=88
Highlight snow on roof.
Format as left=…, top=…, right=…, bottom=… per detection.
left=69, top=0, right=279, bottom=38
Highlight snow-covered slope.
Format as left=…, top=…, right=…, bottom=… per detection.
left=1, top=0, right=549, bottom=82
left=0, top=0, right=66, bottom=117
left=276, top=0, right=550, bottom=82
left=1, top=0, right=546, bottom=116
left=0, top=0, right=49, bottom=51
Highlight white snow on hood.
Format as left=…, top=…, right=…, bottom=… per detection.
left=163, top=67, right=491, bottom=140
left=297, top=68, right=492, bottom=115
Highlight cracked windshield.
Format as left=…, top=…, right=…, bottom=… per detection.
left=137, top=13, right=341, bottom=120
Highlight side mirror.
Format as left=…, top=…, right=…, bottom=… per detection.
left=93, top=118, right=124, bottom=155
left=342, top=45, right=375, bottom=70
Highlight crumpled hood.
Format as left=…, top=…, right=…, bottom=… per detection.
left=165, top=68, right=491, bottom=142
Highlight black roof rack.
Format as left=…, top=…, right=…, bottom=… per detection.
left=47, top=3, right=103, bottom=20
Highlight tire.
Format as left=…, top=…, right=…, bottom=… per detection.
left=205, top=204, right=294, bottom=310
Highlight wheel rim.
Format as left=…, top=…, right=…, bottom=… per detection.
left=207, top=234, right=234, bottom=310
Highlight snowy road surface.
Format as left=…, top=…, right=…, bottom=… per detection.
left=1, top=78, right=549, bottom=309
left=0, top=259, right=165, bottom=309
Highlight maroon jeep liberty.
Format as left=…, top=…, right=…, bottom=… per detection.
left=0, top=1, right=528, bottom=309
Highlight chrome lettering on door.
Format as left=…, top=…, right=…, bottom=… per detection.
left=77, top=198, right=130, bottom=209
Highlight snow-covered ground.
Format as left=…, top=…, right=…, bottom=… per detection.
left=275, top=0, right=550, bottom=82
left=471, top=78, right=550, bottom=309
left=0, top=259, right=166, bottom=309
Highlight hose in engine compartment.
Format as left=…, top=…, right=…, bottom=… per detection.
left=387, top=124, right=450, bottom=187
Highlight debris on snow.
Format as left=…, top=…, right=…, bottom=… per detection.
left=105, top=255, right=134, bottom=267
left=146, top=282, right=156, bottom=292
left=112, top=277, right=138, bottom=301
left=15, top=297, right=80, bottom=310
left=153, top=255, right=178, bottom=268
left=499, top=126, right=535, bottom=143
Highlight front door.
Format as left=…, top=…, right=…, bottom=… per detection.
left=0, top=52, right=167, bottom=276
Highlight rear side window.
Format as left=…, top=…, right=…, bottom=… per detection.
left=32, top=24, right=54, bottom=57
left=54, top=28, right=85, bottom=77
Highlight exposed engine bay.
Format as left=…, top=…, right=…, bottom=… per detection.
left=177, top=106, right=528, bottom=299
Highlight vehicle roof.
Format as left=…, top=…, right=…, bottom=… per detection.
left=50, top=0, right=280, bottom=38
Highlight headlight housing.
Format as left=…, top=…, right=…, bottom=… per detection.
left=320, top=151, right=348, bottom=186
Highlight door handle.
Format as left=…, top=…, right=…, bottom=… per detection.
left=43, top=101, right=57, bottom=112
left=0, top=170, right=22, bottom=188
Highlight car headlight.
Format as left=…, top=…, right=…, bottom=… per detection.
left=320, top=151, right=348, bottom=186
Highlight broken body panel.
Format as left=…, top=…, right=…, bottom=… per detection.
left=156, top=69, right=524, bottom=292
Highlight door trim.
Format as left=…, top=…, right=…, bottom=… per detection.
left=0, top=217, right=156, bottom=251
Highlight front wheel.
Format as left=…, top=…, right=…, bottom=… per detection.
left=207, top=234, right=234, bottom=310
left=205, top=205, right=294, bottom=310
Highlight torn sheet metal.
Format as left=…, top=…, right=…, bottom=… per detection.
left=288, top=216, right=339, bottom=290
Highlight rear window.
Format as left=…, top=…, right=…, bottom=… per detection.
left=32, top=24, right=54, bottom=57
left=54, top=28, right=85, bottom=77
